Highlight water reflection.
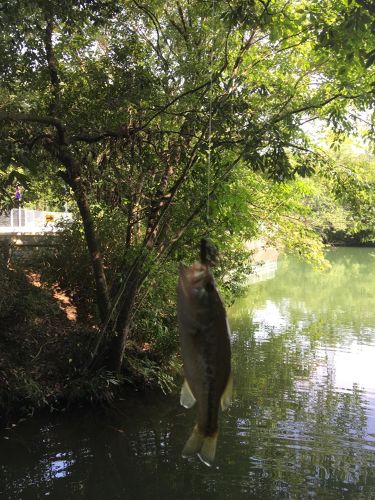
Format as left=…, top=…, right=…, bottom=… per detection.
left=229, top=248, right=375, bottom=497
left=246, top=260, right=279, bottom=285
left=1, top=248, right=375, bottom=498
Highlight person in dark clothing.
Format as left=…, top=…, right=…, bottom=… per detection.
left=14, top=185, right=22, bottom=207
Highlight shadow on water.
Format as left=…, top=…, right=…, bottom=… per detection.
left=1, top=248, right=375, bottom=499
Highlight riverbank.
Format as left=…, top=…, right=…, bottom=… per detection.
left=0, top=262, right=177, bottom=427
left=0, top=265, right=109, bottom=426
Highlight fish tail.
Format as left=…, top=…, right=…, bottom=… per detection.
left=182, top=425, right=203, bottom=457
left=198, top=434, right=218, bottom=467
left=182, top=425, right=218, bottom=467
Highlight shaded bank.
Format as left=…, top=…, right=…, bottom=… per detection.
left=324, top=229, right=375, bottom=247
left=0, top=259, right=177, bottom=427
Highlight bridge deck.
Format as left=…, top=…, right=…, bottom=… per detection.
left=0, top=208, right=72, bottom=235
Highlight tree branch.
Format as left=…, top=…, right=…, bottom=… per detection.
left=131, top=0, right=170, bottom=69
left=272, top=90, right=375, bottom=125
left=44, top=17, right=60, bottom=117
left=0, top=112, right=66, bottom=138
left=71, top=73, right=224, bottom=144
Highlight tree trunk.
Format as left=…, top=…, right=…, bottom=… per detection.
left=53, top=146, right=110, bottom=323
left=69, top=173, right=110, bottom=323
left=108, top=267, right=141, bottom=372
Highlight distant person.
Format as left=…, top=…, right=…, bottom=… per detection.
left=14, top=185, right=22, bottom=207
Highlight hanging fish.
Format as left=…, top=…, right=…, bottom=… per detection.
left=177, top=239, right=232, bottom=466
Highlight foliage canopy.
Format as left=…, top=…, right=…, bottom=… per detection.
left=0, top=0, right=374, bottom=371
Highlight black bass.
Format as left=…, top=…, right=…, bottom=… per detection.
left=177, top=256, right=232, bottom=466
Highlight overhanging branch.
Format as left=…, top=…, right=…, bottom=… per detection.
left=272, top=89, right=375, bottom=124
left=0, top=112, right=65, bottom=139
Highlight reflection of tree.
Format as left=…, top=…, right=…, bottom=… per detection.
left=225, top=327, right=375, bottom=497
left=0, top=416, right=88, bottom=498
left=1, top=372, right=375, bottom=499
left=226, top=249, right=375, bottom=497
left=231, top=248, right=375, bottom=346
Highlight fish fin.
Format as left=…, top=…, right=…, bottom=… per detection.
left=221, top=372, right=233, bottom=411
left=198, top=434, right=218, bottom=467
left=182, top=425, right=203, bottom=457
left=180, top=379, right=196, bottom=408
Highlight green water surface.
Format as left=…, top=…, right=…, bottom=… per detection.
left=1, top=248, right=375, bottom=499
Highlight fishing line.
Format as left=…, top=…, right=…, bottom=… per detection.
left=206, top=0, right=215, bottom=237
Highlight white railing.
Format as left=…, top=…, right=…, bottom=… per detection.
left=0, top=208, right=72, bottom=234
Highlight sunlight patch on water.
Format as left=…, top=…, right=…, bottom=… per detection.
left=332, top=341, right=375, bottom=393
left=253, top=299, right=289, bottom=336
left=48, top=452, right=74, bottom=479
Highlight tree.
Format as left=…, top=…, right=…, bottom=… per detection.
left=0, top=0, right=373, bottom=371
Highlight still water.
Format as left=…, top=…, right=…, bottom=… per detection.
left=1, top=248, right=375, bottom=499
